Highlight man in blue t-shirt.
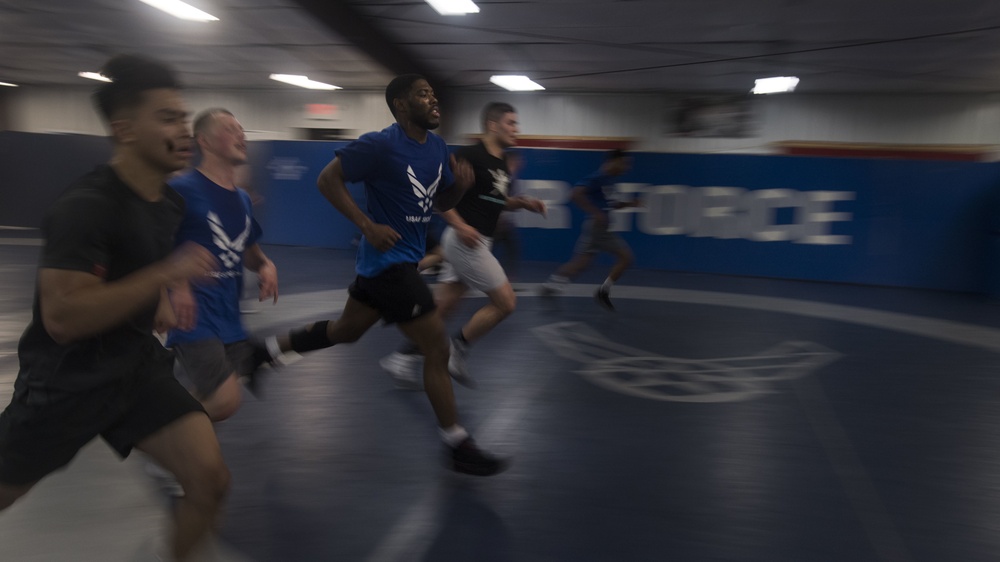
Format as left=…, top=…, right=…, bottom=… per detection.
left=166, top=108, right=278, bottom=423
left=542, top=149, right=640, bottom=310
left=379, top=102, right=547, bottom=389
left=259, top=74, right=508, bottom=476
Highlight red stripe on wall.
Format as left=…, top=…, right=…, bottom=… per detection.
left=465, top=135, right=634, bottom=151
left=773, top=141, right=1000, bottom=162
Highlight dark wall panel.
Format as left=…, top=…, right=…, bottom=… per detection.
left=0, top=132, right=111, bottom=228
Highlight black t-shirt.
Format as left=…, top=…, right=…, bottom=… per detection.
left=452, top=142, right=511, bottom=237
left=15, top=165, right=184, bottom=395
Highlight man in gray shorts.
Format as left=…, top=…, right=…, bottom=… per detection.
left=166, top=107, right=279, bottom=422
left=541, top=149, right=640, bottom=311
left=380, top=102, right=546, bottom=387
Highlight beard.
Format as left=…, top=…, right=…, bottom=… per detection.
left=414, top=113, right=440, bottom=130
left=408, top=102, right=440, bottom=130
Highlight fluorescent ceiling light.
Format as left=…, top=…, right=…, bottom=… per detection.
left=78, top=72, right=112, bottom=82
left=752, top=76, right=799, bottom=94
left=490, top=75, right=545, bottom=91
left=138, top=0, right=219, bottom=22
left=425, top=0, right=479, bottom=15
left=0, top=81, right=18, bottom=87
left=269, top=74, right=341, bottom=90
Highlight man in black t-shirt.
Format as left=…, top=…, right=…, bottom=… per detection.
left=0, top=55, right=225, bottom=560
left=380, top=102, right=546, bottom=387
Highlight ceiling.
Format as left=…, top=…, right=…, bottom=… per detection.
left=3, top=0, right=1000, bottom=94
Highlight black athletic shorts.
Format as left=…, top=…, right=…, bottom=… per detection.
left=174, top=339, right=256, bottom=398
left=348, top=262, right=437, bottom=324
left=0, top=352, right=206, bottom=486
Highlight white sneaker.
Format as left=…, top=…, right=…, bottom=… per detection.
left=539, top=282, right=564, bottom=296
left=379, top=352, right=422, bottom=390
left=144, top=460, right=184, bottom=498
left=448, top=339, right=476, bottom=389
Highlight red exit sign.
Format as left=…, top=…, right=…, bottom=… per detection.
left=305, top=103, right=338, bottom=120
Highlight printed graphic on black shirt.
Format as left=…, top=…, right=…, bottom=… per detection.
left=454, top=142, right=510, bottom=237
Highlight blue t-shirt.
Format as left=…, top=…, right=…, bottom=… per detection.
left=166, top=170, right=262, bottom=345
left=578, top=172, right=616, bottom=212
left=337, top=123, right=455, bottom=277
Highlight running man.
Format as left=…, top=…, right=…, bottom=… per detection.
left=380, top=102, right=546, bottom=387
left=166, top=108, right=278, bottom=421
left=541, top=149, right=639, bottom=311
left=491, top=151, right=525, bottom=282
left=258, top=75, right=509, bottom=476
left=0, top=54, right=227, bottom=560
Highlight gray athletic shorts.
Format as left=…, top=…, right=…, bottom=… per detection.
left=437, top=226, right=508, bottom=292
left=575, top=218, right=629, bottom=255
left=173, top=339, right=256, bottom=399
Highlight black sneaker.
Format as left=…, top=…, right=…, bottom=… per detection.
left=447, top=438, right=510, bottom=476
left=595, top=288, right=615, bottom=311
left=243, top=339, right=275, bottom=397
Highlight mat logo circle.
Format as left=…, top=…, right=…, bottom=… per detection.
left=534, top=322, right=839, bottom=403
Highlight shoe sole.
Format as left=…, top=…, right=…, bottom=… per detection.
left=451, top=459, right=510, bottom=476
left=393, top=380, right=423, bottom=391
left=449, top=372, right=477, bottom=389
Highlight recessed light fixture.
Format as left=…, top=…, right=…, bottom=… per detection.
left=425, top=0, right=479, bottom=15
left=752, top=76, right=799, bottom=94
left=138, top=0, right=219, bottom=22
left=78, top=72, right=112, bottom=82
left=490, top=75, right=544, bottom=92
left=269, top=74, right=341, bottom=90
left=0, top=81, right=18, bottom=87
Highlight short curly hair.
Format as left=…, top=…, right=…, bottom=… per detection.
left=92, top=54, right=181, bottom=122
left=384, top=74, right=426, bottom=117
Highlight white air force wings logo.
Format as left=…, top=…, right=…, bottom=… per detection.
left=534, top=322, right=839, bottom=403
left=408, top=164, right=442, bottom=212
left=207, top=211, right=251, bottom=269
left=489, top=168, right=510, bottom=197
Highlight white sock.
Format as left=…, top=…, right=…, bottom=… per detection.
left=266, top=335, right=303, bottom=366
left=439, top=425, right=469, bottom=447
left=601, top=277, right=615, bottom=292
left=265, top=335, right=282, bottom=361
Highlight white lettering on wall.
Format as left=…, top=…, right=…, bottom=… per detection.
left=639, top=185, right=687, bottom=235
left=267, top=157, right=308, bottom=181
left=515, top=180, right=572, bottom=229
left=517, top=181, right=856, bottom=245
left=798, top=191, right=856, bottom=245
